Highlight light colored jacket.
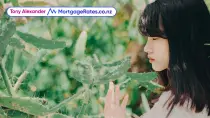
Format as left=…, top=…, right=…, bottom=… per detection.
left=140, top=91, right=210, bottom=118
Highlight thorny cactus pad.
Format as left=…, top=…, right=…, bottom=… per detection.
left=70, top=56, right=131, bottom=85
left=16, top=31, right=67, bottom=49
left=126, top=72, right=164, bottom=93
left=0, top=21, right=16, bottom=57
left=0, top=89, right=85, bottom=116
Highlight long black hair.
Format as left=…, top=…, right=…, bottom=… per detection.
left=138, top=0, right=210, bottom=117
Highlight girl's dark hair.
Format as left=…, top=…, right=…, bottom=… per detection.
left=138, top=0, right=210, bottom=117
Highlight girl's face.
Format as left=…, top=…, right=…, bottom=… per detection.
left=144, top=37, right=169, bottom=71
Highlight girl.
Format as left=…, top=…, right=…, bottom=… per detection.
left=104, top=0, right=210, bottom=118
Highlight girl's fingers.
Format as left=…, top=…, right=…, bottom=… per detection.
left=121, top=94, right=129, bottom=108
left=109, top=81, right=115, bottom=104
left=115, top=85, right=120, bottom=105
left=109, top=81, right=114, bottom=90
left=105, top=81, right=115, bottom=111
left=104, top=89, right=112, bottom=111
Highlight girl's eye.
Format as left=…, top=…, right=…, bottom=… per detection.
left=153, top=38, right=158, bottom=40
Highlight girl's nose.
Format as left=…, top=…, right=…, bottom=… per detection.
left=144, top=41, right=153, bottom=53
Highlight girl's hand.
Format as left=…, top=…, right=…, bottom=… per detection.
left=104, top=81, right=129, bottom=118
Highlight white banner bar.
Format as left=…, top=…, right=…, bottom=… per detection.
left=7, top=7, right=117, bottom=17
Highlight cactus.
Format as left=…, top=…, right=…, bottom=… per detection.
left=70, top=56, right=131, bottom=85
left=16, top=31, right=66, bottom=49
left=1, top=21, right=16, bottom=42
left=0, top=19, right=85, bottom=117
left=0, top=89, right=85, bottom=116
left=126, top=72, right=157, bottom=82
left=70, top=56, right=164, bottom=92
left=0, top=21, right=16, bottom=57
left=0, top=59, right=16, bottom=96
left=74, top=31, right=87, bottom=58
left=70, top=56, right=131, bottom=117
left=96, top=56, right=131, bottom=84
left=8, top=38, right=25, bottom=49
left=126, top=72, right=164, bottom=93
left=14, top=49, right=47, bottom=92
left=0, top=47, right=86, bottom=116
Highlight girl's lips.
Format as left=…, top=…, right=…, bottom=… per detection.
left=148, top=56, right=155, bottom=63
left=149, top=59, right=155, bottom=63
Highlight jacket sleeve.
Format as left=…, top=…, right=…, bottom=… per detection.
left=139, top=91, right=172, bottom=118
left=139, top=91, right=209, bottom=118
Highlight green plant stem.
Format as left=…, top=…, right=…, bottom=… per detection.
left=47, top=89, right=86, bottom=114
left=26, top=49, right=47, bottom=72
left=140, top=92, right=150, bottom=112
left=0, top=60, right=15, bottom=96
left=14, top=71, right=29, bottom=92
left=14, top=49, right=47, bottom=92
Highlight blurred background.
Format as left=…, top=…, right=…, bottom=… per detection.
left=0, top=0, right=210, bottom=117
